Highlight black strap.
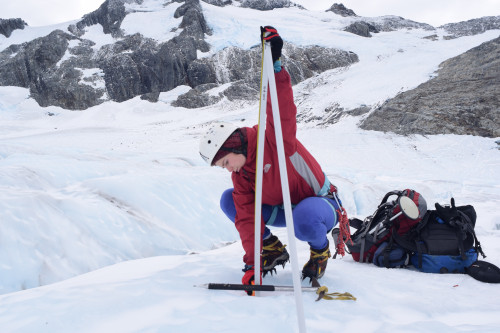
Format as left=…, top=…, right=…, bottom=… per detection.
left=383, top=237, right=394, bottom=268
left=349, top=218, right=363, bottom=230
left=455, top=227, right=467, bottom=260
left=416, top=240, right=424, bottom=268
left=392, top=211, right=431, bottom=252
left=358, top=212, right=380, bottom=263
left=359, top=238, right=366, bottom=262
left=383, top=247, right=390, bottom=267
left=458, top=210, right=486, bottom=258
left=380, top=190, right=403, bottom=206
left=356, top=196, right=401, bottom=263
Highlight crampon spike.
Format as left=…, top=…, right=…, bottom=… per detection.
left=262, top=268, right=277, bottom=278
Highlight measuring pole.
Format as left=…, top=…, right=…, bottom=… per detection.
left=262, top=43, right=307, bottom=333
left=254, top=37, right=270, bottom=290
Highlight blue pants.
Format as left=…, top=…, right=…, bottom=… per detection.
left=220, top=188, right=340, bottom=250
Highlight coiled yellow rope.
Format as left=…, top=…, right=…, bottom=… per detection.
left=316, top=286, right=356, bottom=301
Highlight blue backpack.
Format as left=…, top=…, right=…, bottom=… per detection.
left=391, top=198, right=486, bottom=273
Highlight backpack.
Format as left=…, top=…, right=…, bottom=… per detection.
left=332, top=189, right=427, bottom=263
left=393, top=198, right=486, bottom=273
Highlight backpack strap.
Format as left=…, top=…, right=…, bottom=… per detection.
left=415, top=239, right=426, bottom=269
left=392, top=210, right=431, bottom=269
left=392, top=211, right=431, bottom=252
left=433, top=199, right=483, bottom=258
left=380, top=190, right=403, bottom=206
left=349, top=218, right=363, bottom=230
left=383, top=236, right=396, bottom=268
left=358, top=215, right=377, bottom=263
left=356, top=194, right=403, bottom=263
left=359, top=237, right=366, bottom=263
left=358, top=205, right=388, bottom=263
left=456, top=210, right=486, bottom=258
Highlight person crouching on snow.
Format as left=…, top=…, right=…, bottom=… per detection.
left=199, top=26, right=351, bottom=289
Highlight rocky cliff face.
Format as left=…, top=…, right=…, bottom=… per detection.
left=72, top=0, right=142, bottom=37
left=0, top=30, right=102, bottom=110
left=0, top=18, right=27, bottom=38
left=360, top=36, right=500, bottom=138
left=201, top=0, right=303, bottom=10
left=239, top=0, right=293, bottom=10
left=337, top=11, right=434, bottom=37
left=0, top=0, right=355, bottom=110
left=441, top=16, right=500, bottom=39
left=327, top=3, right=357, bottom=17
left=325, top=3, right=434, bottom=37
left=175, top=43, right=359, bottom=108
left=0, top=0, right=212, bottom=109
left=0, top=1, right=498, bottom=139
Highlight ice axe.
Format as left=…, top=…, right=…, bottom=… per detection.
left=195, top=278, right=355, bottom=302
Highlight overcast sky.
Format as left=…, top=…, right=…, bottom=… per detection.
left=1, top=0, right=499, bottom=27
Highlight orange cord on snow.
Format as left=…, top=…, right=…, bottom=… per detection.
left=335, top=207, right=352, bottom=257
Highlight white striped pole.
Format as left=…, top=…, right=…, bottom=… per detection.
left=254, top=37, right=269, bottom=291
left=263, top=43, right=307, bottom=333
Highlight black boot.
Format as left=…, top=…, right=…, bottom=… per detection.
left=302, top=241, right=331, bottom=281
left=262, top=235, right=290, bottom=277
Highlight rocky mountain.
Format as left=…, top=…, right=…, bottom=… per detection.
left=0, top=18, right=27, bottom=38
left=0, top=0, right=499, bottom=137
left=360, top=36, right=500, bottom=138
left=175, top=42, right=358, bottom=108
left=327, top=3, right=356, bottom=17
left=0, top=0, right=357, bottom=110
left=441, top=16, right=500, bottom=39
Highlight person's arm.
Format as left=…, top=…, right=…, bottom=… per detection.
left=261, top=26, right=297, bottom=155
left=265, top=69, right=297, bottom=155
left=232, top=174, right=264, bottom=267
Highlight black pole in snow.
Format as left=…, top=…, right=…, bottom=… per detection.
left=195, top=283, right=318, bottom=292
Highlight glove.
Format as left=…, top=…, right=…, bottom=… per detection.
left=242, top=268, right=256, bottom=296
left=435, top=197, right=459, bottom=224
left=260, top=26, right=283, bottom=63
left=242, top=265, right=263, bottom=296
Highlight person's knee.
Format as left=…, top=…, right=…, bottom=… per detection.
left=292, top=197, right=336, bottom=240
left=220, top=188, right=236, bottom=221
left=293, top=216, right=318, bottom=241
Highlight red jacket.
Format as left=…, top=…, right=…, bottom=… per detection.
left=231, top=69, right=328, bottom=266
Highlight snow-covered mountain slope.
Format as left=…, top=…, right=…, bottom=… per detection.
left=1, top=81, right=499, bottom=332
left=1, top=0, right=499, bottom=116
left=1, top=233, right=499, bottom=333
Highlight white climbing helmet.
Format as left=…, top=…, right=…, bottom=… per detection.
left=199, top=122, right=239, bottom=165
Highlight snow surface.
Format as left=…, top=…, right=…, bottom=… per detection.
left=0, top=1, right=499, bottom=332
